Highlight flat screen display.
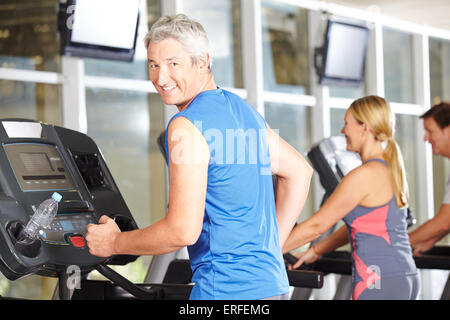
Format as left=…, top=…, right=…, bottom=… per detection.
left=59, top=0, right=140, bottom=61
left=71, top=0, right=139, bottom=49
left=317, top=20, right=369, bottom=87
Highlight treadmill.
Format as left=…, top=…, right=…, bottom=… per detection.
left=0, top=119, right=188, bottom=300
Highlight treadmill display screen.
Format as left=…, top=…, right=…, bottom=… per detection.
left=4, top=143, right=74, bottom=191
left=20, top=152, right=54, bottom=172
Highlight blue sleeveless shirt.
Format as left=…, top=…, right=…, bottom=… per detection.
left=165, top=88, right=289, bottom=299
left=342, top=158, right=417, bottom=300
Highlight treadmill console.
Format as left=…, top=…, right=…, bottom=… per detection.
left=0, top=119, right=138, bottom=280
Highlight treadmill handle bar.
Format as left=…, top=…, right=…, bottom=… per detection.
left=95, top=264, right=159, bottom=300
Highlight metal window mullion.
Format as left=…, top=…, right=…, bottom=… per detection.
left=308, top=10, right=330, bottom=228
left=61, top=56, right=87, bottom=134
left=241, top=0, right=264, bottom=116
left=366, top=21, right=385, bottom=97
left=84, top=76, right=157, bottom=93
left=263, top=91, right=316, bottom=107
left=0, top=68, right=63, bottom=84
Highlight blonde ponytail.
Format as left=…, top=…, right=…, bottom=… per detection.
left=383, top=137, right=409, bottom=208
left=349, top=95, right=409, bottom=208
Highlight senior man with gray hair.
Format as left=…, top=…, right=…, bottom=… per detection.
left=86, top=14, right=313, bottom=300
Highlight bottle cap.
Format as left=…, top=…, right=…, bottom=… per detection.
left=51, top=192, right=62, bottom=202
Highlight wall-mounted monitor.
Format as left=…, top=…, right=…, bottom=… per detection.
left=58, top=0, right=140, bottom=62
left=314, top=19, right=370, bottom=87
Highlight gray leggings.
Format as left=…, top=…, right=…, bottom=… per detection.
left=357, top=273, right=420, bottom=300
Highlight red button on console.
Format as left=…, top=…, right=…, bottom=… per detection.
left=69, top=235, right=85, bottom=248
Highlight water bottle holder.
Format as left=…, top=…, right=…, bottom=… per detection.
left=6, top=220, right=42, bottom=258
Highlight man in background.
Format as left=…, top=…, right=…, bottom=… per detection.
left=409, top=102, right=450, bottom=255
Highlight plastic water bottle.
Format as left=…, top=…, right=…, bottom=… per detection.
left=20, top=192, right=62, bottom=240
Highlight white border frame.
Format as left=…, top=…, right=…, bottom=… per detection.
left=0, top=0, right=449, bottom=299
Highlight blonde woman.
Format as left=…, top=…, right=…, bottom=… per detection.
left=283, top=95, right=419, bottom=300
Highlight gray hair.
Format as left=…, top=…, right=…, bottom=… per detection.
left=144, top=14, right=212, bottom=68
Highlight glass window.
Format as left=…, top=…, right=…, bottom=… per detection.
left=264, top=103, right=311, bottom=153
left=0, top=274, right=57, bottom=299
left=0, top=0, right=61, bottom=72
left=83, top=0, right=161, bottom=80
left=383, top=27, right=415, bottom=104
left=429, top=37, right=450, bottom=104
left=182, top=0, right=243, bottom=88
left=330, top=108, right=346, bottom=136
left=395, top=114, right=419, bottom=218
left=0, top=80, right=62, bottom=125
left=261, top=2, right=310, bottom=94
left=328, top=85, right=365, bottom=100
left=432, top=155, right=450, bottom=245
left=83, top=57, right=148, bottom=81
left=86, top=88, right=166, bottom=283
left=264, top=102, right=314, bottom=221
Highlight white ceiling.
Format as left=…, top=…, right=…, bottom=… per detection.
left=328, top=0, right=450, bottom=31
